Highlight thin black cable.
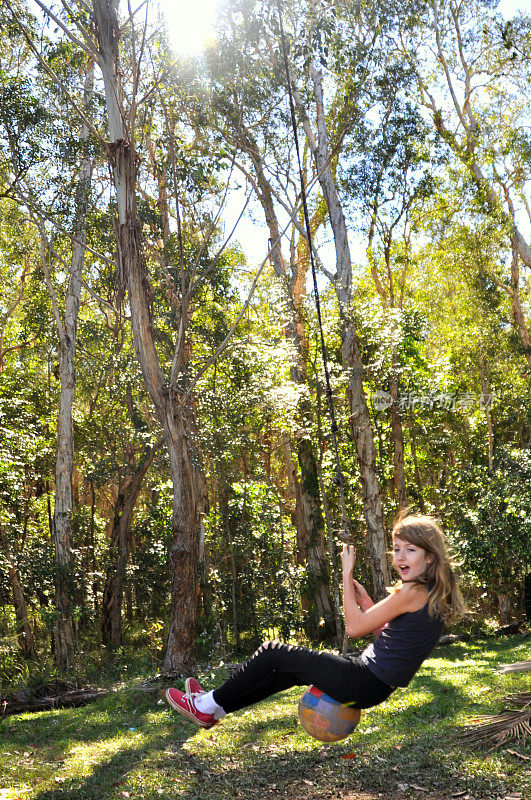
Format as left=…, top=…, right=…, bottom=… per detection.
left=277, top=3, right=350, bottom=543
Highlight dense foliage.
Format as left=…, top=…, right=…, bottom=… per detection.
left=0, top=0, right=529, bottom=683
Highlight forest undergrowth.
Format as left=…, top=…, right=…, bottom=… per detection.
left=0, top=637, right=529, bottom=800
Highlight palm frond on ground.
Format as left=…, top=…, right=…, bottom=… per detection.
left=458, top=691, right=531, bottom=750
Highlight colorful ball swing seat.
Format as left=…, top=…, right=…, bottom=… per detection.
left=298, top=685, right=361, bottom=742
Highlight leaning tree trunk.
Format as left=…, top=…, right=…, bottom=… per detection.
left=0, top=529, right=36, bottom=659
left=93, top=0, right=203, bottom=672
left=101, top=444, right=158, bottom=648
left=291, top=62, right=391, bottom=598
left=9, top=563, right=36, bottom=658
left=237, top=123, right=335, bottom=636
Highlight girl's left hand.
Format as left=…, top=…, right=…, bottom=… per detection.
left=341, top=544, right=356, bottom=574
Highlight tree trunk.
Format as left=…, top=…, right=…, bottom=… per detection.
left=0, top=688, right=108, bottom=716
left=163, top=417, right=202, bottom=672
left=478, top=357, right=494, bottom=473
left=89, top=480, right=99, bottom=613
left=408, top=425, right=426, bottom=514
left=228, top=542, right=240, bottom=650
left=93, top=0, right=203, bottom=672
left=101, top=444, right=157, bottom=648
left=235, top=121, right=335, bottom=634
left=315, top=384, right=342, bottom=645
left=51, top=63, right=94, bottom=671
left=343, top=325, right=390, bottom=597
left=496, top=592, right=511, bottom=625
left=292, top=62, right=390, bottom=598
left=295, top=435, right=335, bottom=639
left=0, top=529, right=36, bottom=659
left=389, top=377, right=408, bottom=509
left=218, top=483, right=241, bottom=650
left=509, top=247, right=531, bottom=369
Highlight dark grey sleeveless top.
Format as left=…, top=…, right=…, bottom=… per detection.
left=360, top=601, right=444, bottom=687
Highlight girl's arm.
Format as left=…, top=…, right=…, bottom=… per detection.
left=341, top=545, right=416, bottom=638
left=352, top=579, right=374, bottom=611
left=352, top=579, right=384, bottom=637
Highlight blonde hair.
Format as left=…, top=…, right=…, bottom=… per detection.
left=391, top=511, right=466, bottom=625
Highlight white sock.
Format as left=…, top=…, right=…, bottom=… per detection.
left=194, top=690, right=226, bottom=719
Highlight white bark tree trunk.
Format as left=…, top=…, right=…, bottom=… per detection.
left=51, top=62, right=94, bottom=671
left=508, top=248, right=531, bottom=370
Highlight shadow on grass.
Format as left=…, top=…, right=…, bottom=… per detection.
left=0, top=687, right=161, bottom=752
left=160, top=720, right=467, bottom=800
left=159, top=655, right=528, bottom=800
left=29, top=736, right=182, bottom=800
left=0, top=689, right=181, bottom=799
left=155, top=680, right=467, bottom=799
left=166, top=692, right=521, bottom=800
left=3, top=638, right=527, bottom=800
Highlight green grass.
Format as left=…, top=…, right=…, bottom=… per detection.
left=0, top=637, right=529, bottom=800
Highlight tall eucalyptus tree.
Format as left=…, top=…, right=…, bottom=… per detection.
left=2, top=0, right=97, bottom=669
left=202, top=1, right=336, bottom=637
left=91, top=0, right=214, bottom=670
left=346, top=99, right=436, bottom=511
left=270, top=0, right=397, bottom=595
left=397, top=0, right=531, bottom=370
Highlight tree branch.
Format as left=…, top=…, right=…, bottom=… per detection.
left=431, top=0, right=468, bottom=131
left=33, top=0, right=99, bottom=57
left=37, top=229, right=66, bottom=346
left=58, top=0, right=99, bottom=53
left=5, top=1, right=105, bottom=145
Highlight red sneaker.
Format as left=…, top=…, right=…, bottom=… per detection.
left=165, top=688, right=217, bottom=729
left=184, top=677, right=203, bottom=696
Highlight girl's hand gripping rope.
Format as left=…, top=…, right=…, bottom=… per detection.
left=341, top=544, right=356, bottom=576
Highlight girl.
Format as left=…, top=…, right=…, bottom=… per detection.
left=165, top=513, right=465, bottom=729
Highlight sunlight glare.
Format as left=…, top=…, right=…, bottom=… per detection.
left=158, top=0, right=220, bottom=56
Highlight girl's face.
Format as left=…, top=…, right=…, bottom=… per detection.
left=392, top=536, right=431, bottom=582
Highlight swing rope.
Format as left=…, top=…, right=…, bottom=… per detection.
left=277, top=4, right=351, bottom=544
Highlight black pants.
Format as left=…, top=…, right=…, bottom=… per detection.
left=213, top=641, right=394, bottom=714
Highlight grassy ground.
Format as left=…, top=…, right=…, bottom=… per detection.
left=0, top=636, right=529, bottom=800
